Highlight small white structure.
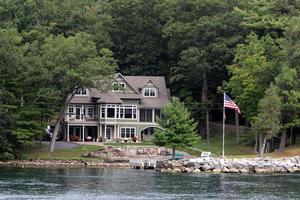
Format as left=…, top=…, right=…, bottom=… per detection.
left=201, top=151, right=211, bottom=158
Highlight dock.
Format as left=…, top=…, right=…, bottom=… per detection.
left=129, top=159, right=157, bottom=169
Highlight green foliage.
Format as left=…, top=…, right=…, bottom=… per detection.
left=252, top=83, right=281, bottom=139
left=152, top=97, right=198, bottom=148
left=225, top=33, right=282, bottom=121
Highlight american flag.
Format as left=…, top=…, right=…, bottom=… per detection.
left=224, top=93, right=240, bottom=114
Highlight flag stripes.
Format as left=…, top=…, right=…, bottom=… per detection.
left=224, top=93, right=240, bottom=114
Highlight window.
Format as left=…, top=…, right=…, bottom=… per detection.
left=121, top=105, right=137, bottom=119
left=155, top=109, right=161, bottom=122
left=140, top=109, right=153, bottom=122
left=100, top=105, right=137, bottom=119
left=87, top=106, right=94, bottom=118
left=120, top=127, right=136, bottom=139
left=143, top=88, right=156, bottom=97
left=101, top=107, right=105, bottom=118
left=107, top=105, right=115, bottom=118
left=75, top=88, right=87, bottom=96
left=112, top=82, right=126, bottom=91
left=68, top=105, right=74, bottom=118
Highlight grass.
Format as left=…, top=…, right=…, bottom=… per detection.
left=268, top=143, right=300, bottom=158
left=26, top=144, right=103, bottom=160
left=104, top=142, right=155, bottom=147
left=177, top=133, right=255, bottom=157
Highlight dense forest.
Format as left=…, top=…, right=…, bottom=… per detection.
left=0, top=0, right=299, bottom=159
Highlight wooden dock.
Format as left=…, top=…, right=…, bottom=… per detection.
left=129, top=159, right=157, bottom=170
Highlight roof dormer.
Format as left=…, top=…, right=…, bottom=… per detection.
left=141, top=80, right=159, bottom=98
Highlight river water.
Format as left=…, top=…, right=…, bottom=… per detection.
left=0, top=167, right=299, bottom=200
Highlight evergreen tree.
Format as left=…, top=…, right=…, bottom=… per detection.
left=152, top=97, right=198, bottom=159
left=252, top=83, right=281, bottom=157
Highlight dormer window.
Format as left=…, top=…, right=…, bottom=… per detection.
left=112, top=82, right=126, bottom=91
left=143, top=88, right=157, bottom=97
left=75, top=88, right=87, bottom=96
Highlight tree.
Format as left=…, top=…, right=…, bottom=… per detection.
left=252, top=83, right=281, bottom=157
left=225, top=33, right=283, bottom=122
left=275, top=18, right=300, bottom=151
left=38, top=32, right=117, bottom=152
left=152, top=97, right=198, bottom=159
left=105, top=0, right=166, bottom=75
left=275, top=67, right=299, bottom=151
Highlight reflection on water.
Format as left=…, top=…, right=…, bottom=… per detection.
left=0, top=167, right=299, bottom=200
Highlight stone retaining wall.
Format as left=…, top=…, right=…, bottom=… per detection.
left=0, top=160, right=130, bottom=168
left=156, top=156, right=300, bottom=174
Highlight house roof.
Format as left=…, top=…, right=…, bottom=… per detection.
left=69, top=74, right=170, bottom=108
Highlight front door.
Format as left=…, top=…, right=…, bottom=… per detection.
left=106, top=127, right=112, bottom=140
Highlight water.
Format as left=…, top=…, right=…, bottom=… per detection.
left=0, top=167, right=299, bottom=200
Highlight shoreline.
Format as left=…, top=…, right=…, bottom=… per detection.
left=156, top=156, right=300, bottom=174
left=0, top=160, right=130, bottom=169
left=1, top=156, right=300, bottom=174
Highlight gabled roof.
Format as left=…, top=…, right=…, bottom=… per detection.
left=69, top=74, right=170, bottom=107
left=114, top=73, right=141, bottom=95
left=140, top=79, right=159, bottom=89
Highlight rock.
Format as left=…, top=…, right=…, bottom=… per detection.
left=185, top=168, right=193, bottom=173
left=228, top=167, right=239, bottom=173
left=166, top=168, right=173, bottom=172
left=222, top=167, right=229, bottom=173
left=193, top=168, right=201, bottom=173
left=172, top=168, right=181, bottom=173
left=201, top=164, right=212, bottom=171
left=105, top=157, right=129, bottom=163
left=212, top=168, right=222, bottom=173
left=239, top=168, right=249, bottom=173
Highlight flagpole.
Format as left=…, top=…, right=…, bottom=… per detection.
left=222, top=92, right=225, bottom=158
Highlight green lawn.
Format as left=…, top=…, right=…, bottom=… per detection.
left=177, top=133, right=255, bottom=157
left=26, top=144, right=103, bottom=160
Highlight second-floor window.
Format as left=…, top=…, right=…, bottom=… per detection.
left=100, top=104, right=137, bottom=119
left=68, top=105, right=74, bottom=118
left=112, top=82, right=126, bottom=91
left=87, top=106, right=94, bottom=118
left=143, top=88, right=156, bottom=97
left=75, top=88, right=87, bottom=96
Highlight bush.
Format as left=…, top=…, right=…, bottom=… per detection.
left=0, top=152, right=15, bottom=161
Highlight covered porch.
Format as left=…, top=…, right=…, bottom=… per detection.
left=66, top=125, right=99, bottom=142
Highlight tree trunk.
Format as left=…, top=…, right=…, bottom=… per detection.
left=259, top=134, right=263, bottom=155
left=49, top=94, right=74, bottom=152
left=260, top=136, right=267, bottom=157
left=49, top=104, right=66, bottom=152
left=200, top=72, right=208, bottom=138
left=172, top=146, right=176, bottom=160
left=254, top=134, right=258, bottom=154
left=206, top=110, right=210, bottom=147
left=235, top=110, right=240, bottom=144
left=279, top=128, right=287, bottom=152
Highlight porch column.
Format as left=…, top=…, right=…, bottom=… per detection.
left=97, top=124, right=100, bottom=140
left=114, top=124, right=116, bottom=139
left=152, top=109, right=155, bottom=122
left=67, top=123, right=69, bottom=142
left=104, top=124, right=107, bottom=139
left=82, top=125, right=85, bottom=142
left=117, top=125, right=119, bottom=138
left=100, top=124, right=102, bottom=138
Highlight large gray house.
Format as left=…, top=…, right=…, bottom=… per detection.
left=64, top=73, right=170, bottom=142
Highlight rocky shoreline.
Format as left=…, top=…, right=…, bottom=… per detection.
left=156, top=156, right=300, bottom=174
left=2, top=156, right=300, bottom=174
left=0, top=160, right=130, bottom=168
